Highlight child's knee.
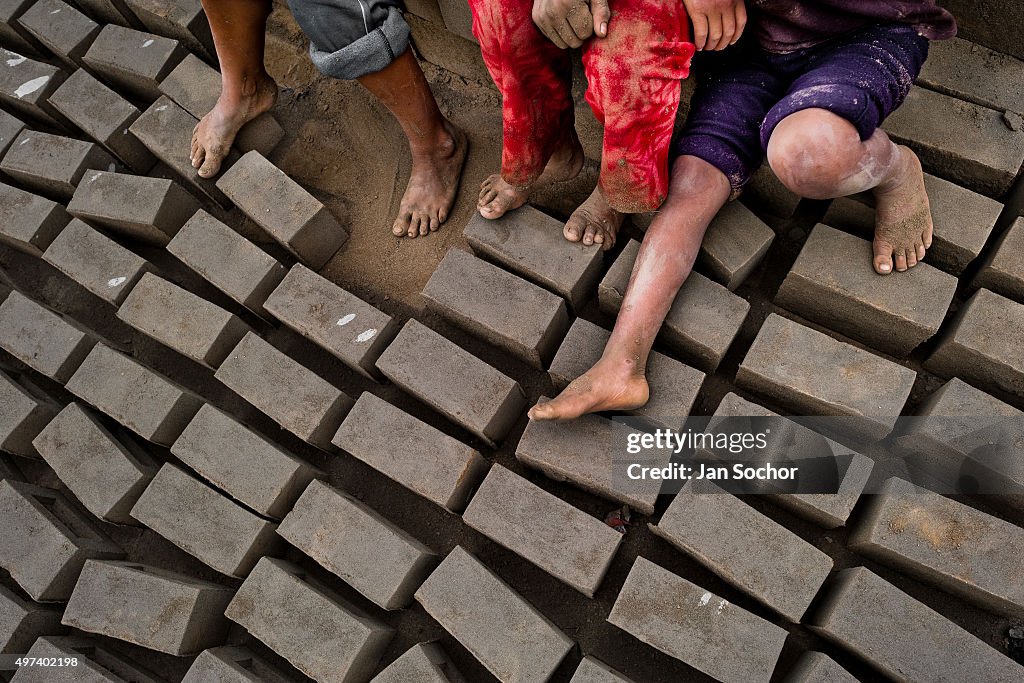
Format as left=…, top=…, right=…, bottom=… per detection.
left=766, top=109, right=862, bottom=199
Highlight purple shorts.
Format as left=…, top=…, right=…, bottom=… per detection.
left=675, top=22, right=930, bottom=190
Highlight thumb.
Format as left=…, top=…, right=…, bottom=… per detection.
left=590, top=0, right=611, bottom=37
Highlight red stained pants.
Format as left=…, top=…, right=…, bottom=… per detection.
left=469, top=0, right=694, bottom=213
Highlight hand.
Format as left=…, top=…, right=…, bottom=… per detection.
left=682, top=0, right=747, bottom=51
left=532, top=0, right=612, bottom=49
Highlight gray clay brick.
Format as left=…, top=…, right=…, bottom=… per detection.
left=216, top=151, right=348, bottom=269
left=371, top=643, right=466, bottom=683
left=225, top=557, right=394, bottom=683
left=33, top=402, right=156, bottom=525
left=82, top=24, right=184, bottom=102
left=784, top=652, right=858, bottom=683
left=0, top=108, right=25, bottom=157
left=975, top=217, right=1024, bottom=303
left=265, top=264, right=398, bottom=379
left=0, top=480, right=123, bottom=601
left=607, top=556, right=788, bottom=683
left=0, top=49, right=66, bottom=127
left=0, top=182, right=68, bottom=255
left=167, top=209, right=287, bottom=315
left=918, top=37, right=1024, bottom=118
left=182, top=646, right=297, bottom=683
left=743, top=164, right=801, bottom=218
left=414, top=546, right=573, bottom=683
left=62, top=560, right=233, bottom=655
left=1, top=129, right=117, bottom=200
left=332, top=392, right=488, bottom=513
left=65, top=343, right=203, bottom=445
left=17, top=0, right=98, bottom=70
left=42, top=218, right=151, bottom=305
left=464, top=465, right=622, bottom=597
left=570, top=657, right=636, bottom=683
left=699, top=200, right=775, bottom=290
left=215, top=332, right=353, bottom=449
left=277, top=479, right=437, bottom=610
left=0, top=585, right=63, bottom=654
left=375, top=320, right=525, bottom=445
left=171, top=403, right=321, bottom=519
left=123, top=0, right=215, bottom=60
left=0, top=370, right=57, bottom=457
left=600, top=239, right=749, bottom=372
left=12, top=635, right=165, bottom=683
left=437, top=0, right=475, bottom=42
left=0, top=3, right=40, bottom=57
left=0, top=289, right=95, bottom=381
left=421, top=249, right=569, bottom=368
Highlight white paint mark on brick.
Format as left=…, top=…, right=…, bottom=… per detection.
left=155, top=105, right=167, bottom=112
left=5, top=55, right=26, bottom=67
left=14, top=76, right=49, bottom=99
left=698, top=592, right=712, bottom=607
left=716, top=599, right=728, bottom=613
left=89, top=172, right=101, bottom=182
left=142, top=39, right=154, bottom=48
left=49, top=8, right=61, bottom=13
left=107, top=277, right=127, bottom=288
left=355, top=329, right=377, bottom=343
left=336, top=313, right=355, bottom=326
left=19, top=138, right=30, bottom=145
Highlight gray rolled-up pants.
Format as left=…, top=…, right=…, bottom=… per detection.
left=287, top=0, right=410, bottom=80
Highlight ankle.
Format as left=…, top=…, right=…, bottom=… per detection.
left=409, top=120, right=457, bottom=159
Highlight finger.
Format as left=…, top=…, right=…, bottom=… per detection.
left=538, top=20, right=569, bottom=49
left=554, top=19, right=583, bottom=48
left=718, top=10, right=736, bottom=50
left=590, top=0, right=610, bottom=37
left=567, top=3, right=594, bottom=41
left=704, top=12, right=724, bottom=51
left=690, top=13, right=709, bottom=50
left=732, top=2, right=747, bottom=44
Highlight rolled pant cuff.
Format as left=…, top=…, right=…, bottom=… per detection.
left=308, top=7, right=410, bottom=80
left=760, top=83, right=876, bottom=148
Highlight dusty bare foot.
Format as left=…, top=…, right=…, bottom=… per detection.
left=564, top=185, right=624, bottom=251
left=392, top=120, right=469, bottom=238
left=191, top=73, right=277, bottom=178
left=478, top=133, right=584, bottom=220
left=871, top=146, right=933, bottom=274
left=528, top=359, right=650, bottom=421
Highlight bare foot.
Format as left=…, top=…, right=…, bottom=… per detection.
left=871, top=146, right=933, bottom=274
left=191, top=73, right=277, bottom=178
left=564, top=185, right=624, bottom=251
left=393, top=120, right=469, bottom=238
left=478, top=133, right=584, bottom=219
left=528, top=359, right=650, bottom=421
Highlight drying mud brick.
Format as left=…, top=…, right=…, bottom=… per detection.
left=811, top=567, right=1024, bottom=682
left=600, top=240, right=749, bottom=372
left=62, top=560, right=233, bottom=655
left=1, top=130, right=117, bottom=201
left=849, top=477, right=1024, bottom=616
left=123, top=0, right=215, bottom=59
left=65, top=343, right=203, bottom=446
left=17, top=0, right=98, bottom=70
left=41, top=218, right=152, bottom=306
left=548, top=317, right=705, bottom=432
left=332, top=392, right=488, bottom=513
left=67, top=171, right=198, bottom=246
left=226, top=557, right=394, bottom=683
left=437, top=0, right=474, bottom=42
left=82, top=25, right=184, bottom=102
left=0, top=585, right=62, bottom=653
left=0, top=480, right=122, bottom=601
left=0, top=289, right=95, bottom=381
left=570, top=657, right=636, bottom=683
left=33, top=403, right=156, bottom=525
left=47, top=69, right=156, bottom=173
left=822, top=174, right=1001, bottom=274
left=711, top=393, right=874, bottom=529
left=463, top=206, right=603, bottom=310
left=608, top=556, right=788, bottom=683
left=117, top=273, right=250, bottom=368
left=0, top=182, right=68, bottom=255
left=129, top=96, right=234, bottom=206
left=167, top=210, right=287, bottom=315
left=699, top=200, right=775, bottom=290
left=0, top=370, right=57, bottom=457
left=785, top=652, right=857, bottom=683
left=926, top=289, right=1024, bottom=400
left=918, top=37, right=1024, bottom=117
left=975, top=217, right=1024, bottom=303
left=277, top=479, right=437, bottom=610
left=938, top=0, right=1024, bottom=61
left=265, top=264, right=398, bottom=379
left=406, top=15, right=492, bottom=86
left=402, top=0, right=443, bottom=23
left=516, top=411, right=668, bottom=515
left=463, top=465, right=622, bottom=597
left=776, top=224, right=957, bottom=355
left=13, top=635, right=165, bottom=683
left=883, top=86, right=1024, bottom=197
left=172, top=403, right=321, bottom=519
left=217, top=151, right=349, bottom=269
left=651, top=479, right=833, bottom=622
left=183, top=646, right=296, bottom=683
left=215, top=332, right=353, bottom=450
left=371, top=642, right=466, bottom=683
left=0, top=108, right=24, bottom=156
left=743, top=164, right=802, bottom=218
left=0, top=2, right=40, bottom=56
left=159, top=54, right=284, bottom=155
left=415, top=546, right=573, bottom=683
left=421, top=249, right=569, bottom=368
left=131, top=463, right=280, bottom=578
left=375, top=320, right=525, bottom=445
left=737, top=314, right=916, bottom=440
left=0, top=49, right=66, bottom=127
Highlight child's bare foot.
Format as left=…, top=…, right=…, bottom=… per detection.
left=564, top=185, right=624, bottom=251
left=871, top=145, right=933, bottom=275
left=528, top=359, right=650, bottom=421
left=478, top=134, right=584, bottom=219
left=191, top=73, right=277, bottom=178
left=393, top=120, right=469, bottom=238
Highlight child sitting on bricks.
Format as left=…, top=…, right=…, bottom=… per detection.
left=529, top=0, right=956, bottom=422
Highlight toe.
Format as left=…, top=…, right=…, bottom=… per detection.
left=582, top=224, right=597, bottom=246
left=192, top=146, right=205, bottom=170
left=418, top=215, right=430, bottom=236
left=873, top=240, right=894, bottom=275
left=393, top=212, right=411, bottom=237
left=906, top=248, right=918, bottom=268
left=197, top=150, right=223, bottom=178
left=894, top=251, right=908, bottom=272
left=563, top=220, right=582, bottom=242
left=600, top=228, right=616, bottom=251
left=917, top=242, right=927, bottom=261
left=407, top=217, right=421, bottom=238
left=428, top=216, right=440, bottom=232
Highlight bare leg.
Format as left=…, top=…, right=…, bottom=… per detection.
left=358, top=49, right=468, bottom=238
left=191, top=0, right=277, bottom=178
left=767, top=108, right=932, bottom=275
left=529, top=155, right=730, bottom=420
